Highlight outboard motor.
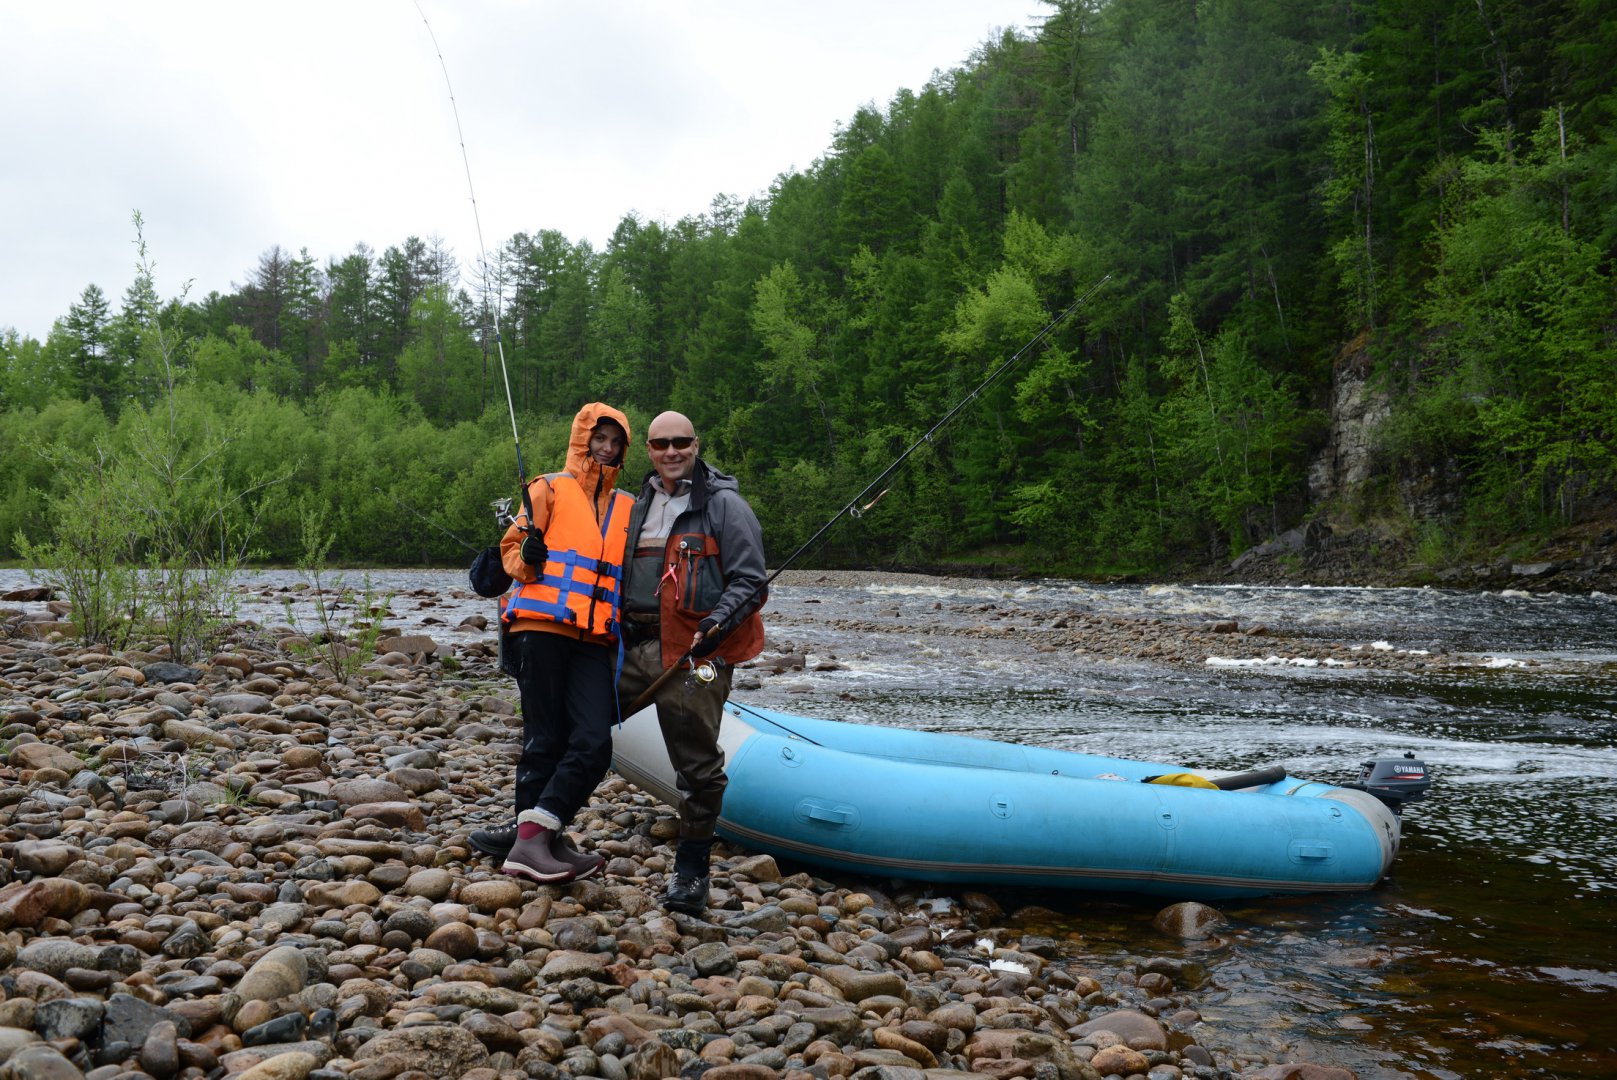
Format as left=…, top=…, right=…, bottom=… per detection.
left=1348, top=752, right=1433, bottom=813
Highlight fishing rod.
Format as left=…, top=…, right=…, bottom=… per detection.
left=622, top=271, right=1113, bottom=718
left=413, top=2, right=535, bottom=534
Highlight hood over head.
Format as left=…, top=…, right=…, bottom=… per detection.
left=564, top=402, right=632, bottom=484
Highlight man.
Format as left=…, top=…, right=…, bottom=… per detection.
left=617, top=411, right=767, bottom=915
left=468, top=403, right=632, bottom=884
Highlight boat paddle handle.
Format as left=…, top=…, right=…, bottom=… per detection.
left=1210, top=765, right=1288, bottom=790
left=1141, top=764, right=1288, bottom=790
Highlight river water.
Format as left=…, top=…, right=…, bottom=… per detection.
left=5, top=568, right=1615, bottom=1078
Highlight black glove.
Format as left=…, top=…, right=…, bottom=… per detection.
left=520, top=533, right=548, bottom=567
left=691, top=617, right=723, bottom=658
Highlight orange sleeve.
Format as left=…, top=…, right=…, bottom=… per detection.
left=500, top=477, right=554, bottom=583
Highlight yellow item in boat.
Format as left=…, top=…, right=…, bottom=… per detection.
left=1146, top=772, right=1220, bottom=789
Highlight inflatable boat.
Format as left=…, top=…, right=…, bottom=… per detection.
left=611, top=700, right=1431, bottom=900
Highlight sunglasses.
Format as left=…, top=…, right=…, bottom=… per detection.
left=647, top=436, right=696, bottom=451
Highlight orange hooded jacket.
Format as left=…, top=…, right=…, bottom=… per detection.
left=499, top=403, right=633, bottom=645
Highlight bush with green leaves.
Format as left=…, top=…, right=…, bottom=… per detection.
left=13, top=441, right=144, bottom=649
left=280, top=506, right=396, bottom=685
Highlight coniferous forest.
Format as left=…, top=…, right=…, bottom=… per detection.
left=3, top=0, right=1614, bottom=576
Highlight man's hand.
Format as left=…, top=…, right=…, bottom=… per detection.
left=520, top=533, right=548, bottom=566
left=690, top=617, right=723, bottom=658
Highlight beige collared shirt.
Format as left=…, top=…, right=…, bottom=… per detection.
left=640, top=478, right=692, bottom=544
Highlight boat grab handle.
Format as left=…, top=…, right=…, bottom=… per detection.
left=798, top=799, right=856, bottom=826
left=1290, top=840, right=1334, bottom=861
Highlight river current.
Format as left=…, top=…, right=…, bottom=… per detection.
left=5, top=568, right=1614, bottom=1078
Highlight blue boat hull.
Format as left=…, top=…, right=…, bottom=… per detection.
left=611, top=700, right=1402, bottom=900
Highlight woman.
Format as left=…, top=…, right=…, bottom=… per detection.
left=469, top=402, right=632, bottom=882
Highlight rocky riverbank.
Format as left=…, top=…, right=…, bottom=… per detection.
left=921, top=516, right=1617, bottom=595
left=1212, top=517, right=1617, bottom=594
left=3, top=593, right=1374, bottom=1080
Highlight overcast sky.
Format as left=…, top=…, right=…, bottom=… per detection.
left=1, top=1, right=1044, bottom=342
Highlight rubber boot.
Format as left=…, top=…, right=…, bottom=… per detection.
left=548, top=832, right=604, bottom=880
left=501, top=809, right=576, bottom=883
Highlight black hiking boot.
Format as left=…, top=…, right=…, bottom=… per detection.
left=663, top=873, right=710, bottom=916
left=468, top=821, right=518, bottom=858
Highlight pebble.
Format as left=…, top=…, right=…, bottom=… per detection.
left=0, top=614, right=1356, bottom=1080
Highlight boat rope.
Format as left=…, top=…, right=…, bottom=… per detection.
left=728, top=700, right=823, bottom=745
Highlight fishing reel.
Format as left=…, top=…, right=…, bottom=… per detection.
left=684, top=657, right=722, bottom=690
left=491, top=497, right=515, bottom=528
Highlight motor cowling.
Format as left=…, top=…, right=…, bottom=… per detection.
left=1349, top=752, right=1433, bottom=813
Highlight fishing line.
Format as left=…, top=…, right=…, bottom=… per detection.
left=412, top=1, right=534, bottom=531
left=375, top=487, right=480, bottom=554
left=770, top=271, right=1112, bottom=582
left=622, top=272, right=1113, bottom=718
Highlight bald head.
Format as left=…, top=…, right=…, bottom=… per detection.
left=647, top=412, right=695, bottom=441
left=646, top=411, right=699, bottom=491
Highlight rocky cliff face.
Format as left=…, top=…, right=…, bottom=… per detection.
left=1223, top=341, right=1617, bottom=591
left=1307, top=340, right=1387, bottom=506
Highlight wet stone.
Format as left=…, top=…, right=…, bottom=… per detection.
left=403, top=868, right=455, bottom=900
left=142, top=662, right=203, bottom=684
left=1073, top=1009, right=1168, bottom=1051
left=549, top=918, right=603, bottom=952
left=424, top=922, right=479, bottom=959
left=224, top=1045, right=331, bottom=1078
left=16, top=939, right=100, bottom=978
left=153, top=975, right=221, bottom=998
left=237, top=945, right=311, bottom=1002
left=161, top=921, right=210, bottom=958
left=211, top=692, right=272, bottom=713
left=139, top=1019, right=182, bottom=1077
left=819, top=965, right=907, bottom=1002
left=244, top=1011, right=310, bottom=1046
left=685, top=941, right=738, bottom=975
left=0, top=1045, right=81, bottom=1080
left=382, top=907, right=436, bottom=940
left=34, top=997, right=104, bottom=1041
left=1153, top=902, right=1227, bottom=940
left=723, top=905, right=791, bottom=934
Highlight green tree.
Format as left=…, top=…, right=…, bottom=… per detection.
left=1312, top=47, right=1383, bottom=328
left=325, top=244, right=381, bottom=388
left=834, top=143, right=913, bottom=258
left=0, top=329, right=62, bottom=410
left=0, top=398, right=106, bottom=558
left=190, top=325, right=299, bottom=397
left=396, top=285, right=482, bottom=423
left=57, top=284, right=119, bottom=413
left=593, top=265, right=656, bottom=405
left=751, top=261, right=842, bottom=457
left=13, top=440, right=144, bottom=649
left=1157, top=293, right=1307, bottom=552
left=1399, top=113, right=1617, bottom=526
